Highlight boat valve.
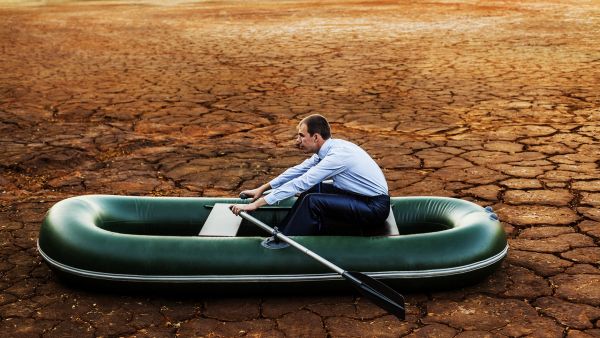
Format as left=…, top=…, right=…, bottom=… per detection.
left=484, top=206, right=499, bottom=221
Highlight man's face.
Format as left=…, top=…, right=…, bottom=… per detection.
left=296, top=123, right=319, bottom=153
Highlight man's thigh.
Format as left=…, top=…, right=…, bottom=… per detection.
left=307, top=193, right=372, bottom=225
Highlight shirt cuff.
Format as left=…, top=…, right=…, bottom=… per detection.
left=263, top=193, right=277, bottom=205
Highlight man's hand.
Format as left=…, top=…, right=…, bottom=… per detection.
left=229, top=203, right=257, bottom=216
left=230, top=198, right=268, bottom=216
left=239, top=188, right=262, bottom=201
left=240, top=183, right=271, bottom=201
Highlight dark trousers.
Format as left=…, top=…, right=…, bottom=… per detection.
left=279, top=183, right=390, bottom=236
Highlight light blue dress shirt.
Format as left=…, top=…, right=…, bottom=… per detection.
left=264, top=138, right=388, bottom=205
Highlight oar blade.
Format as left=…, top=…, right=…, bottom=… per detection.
left=240, top=211, right=405, bottom=319
left=343, top=271, right=405, bottom=320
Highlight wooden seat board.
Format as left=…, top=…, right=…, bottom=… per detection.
left=199, top=203, right=242, bottom=237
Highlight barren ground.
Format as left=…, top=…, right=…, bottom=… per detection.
left=1, top=0, right=599, bottom=337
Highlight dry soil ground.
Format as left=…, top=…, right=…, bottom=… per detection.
left=1, top=0, right=599, bottom=337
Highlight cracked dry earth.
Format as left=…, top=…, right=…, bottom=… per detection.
left=0, top=0, right=599, bottom=337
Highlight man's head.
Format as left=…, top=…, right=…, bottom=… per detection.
left=296, top=114, right=331, bottom=153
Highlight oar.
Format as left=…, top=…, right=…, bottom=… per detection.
left=238, top=211, right=406, bottom=320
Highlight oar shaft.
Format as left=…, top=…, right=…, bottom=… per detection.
left=280, top=233, right=345, bottom=275
left=239, top=212, right=344, bottom=274
left=239, top=210, right=406, bottom=320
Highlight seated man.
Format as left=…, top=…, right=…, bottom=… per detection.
left=229, top=114, right=390, bottom=235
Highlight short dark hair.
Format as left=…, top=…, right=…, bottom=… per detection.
left=300, top=114, right=331, bottom=140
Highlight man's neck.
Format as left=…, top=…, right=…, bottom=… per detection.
left=316, top=138, right=332, bottom=158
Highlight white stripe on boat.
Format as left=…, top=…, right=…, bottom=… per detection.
left=37, top=241, right=508, bottom=283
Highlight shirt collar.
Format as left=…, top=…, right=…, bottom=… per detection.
left=317, top=138, right=333, bottom=160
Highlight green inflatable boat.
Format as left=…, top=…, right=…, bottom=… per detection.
left=38, top=195, right=507, bottom=291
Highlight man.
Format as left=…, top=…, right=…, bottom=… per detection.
left=229, top=114, right=390, bottom=235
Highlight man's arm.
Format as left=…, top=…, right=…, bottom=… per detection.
left=240, top=183, right=271, bottom=202
left=264, top=152, right=346, bottom=205
left=230, top=155, right=320, bottom=215
left=230, top=197, right=268, bottom=216
left=268, top=155, right=320, bottom=189
left=239, top=155, right=319, bottom=201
